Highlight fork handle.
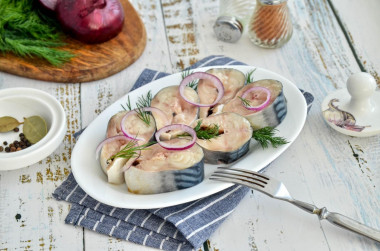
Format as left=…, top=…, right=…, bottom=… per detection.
left=319, top=207, right=380, bottom=242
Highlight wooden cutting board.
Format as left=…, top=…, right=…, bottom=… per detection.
left=0, top=0, right=146, bottom=83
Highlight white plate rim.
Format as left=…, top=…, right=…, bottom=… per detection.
left=71, top=65, right=307, bottom=209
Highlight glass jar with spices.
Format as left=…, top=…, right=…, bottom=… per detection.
left=213, top=0, right=255, bottom=43
left=248, top=0, right=293, bottom=48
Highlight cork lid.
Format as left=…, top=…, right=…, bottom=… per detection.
left=213, top=16, right=243, bottom=43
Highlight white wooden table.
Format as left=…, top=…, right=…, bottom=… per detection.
left=1, top=0, right=379, bottom=250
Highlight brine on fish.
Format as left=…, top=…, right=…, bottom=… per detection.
left=193, top=112, right=253, bottom=164
left=197, top=68, right=245, bottom=118
left=223, top=79, right=287, bottom=130
left=124, top=138, right=204, bottom=194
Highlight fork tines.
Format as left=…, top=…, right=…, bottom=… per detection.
left=210, top=166, right=269, bottom=188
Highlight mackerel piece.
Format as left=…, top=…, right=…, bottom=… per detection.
left=194, top=112, right=253, bottom=164
left=198, top=68, right=245, bottom=118
left=124, top=139, right=204, bottom=194
left=223, top=79, right=287, bottom=130
left=99, top=111, right=156, bottom=184
left=151, top=85, right=199, bottom=127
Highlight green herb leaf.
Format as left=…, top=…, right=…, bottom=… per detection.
left=238, top=96, right=251, bottom=107
left=23, top=116, right=47, bottom=144
left=245, top=69, right=257, bottom=84
left=252, top=127, right=288, bottom=149
left=179, top=120, right=221, bottom=140
left=0, top=116, right=21, bottom=132
left=181, top=70, right=198, bottom=90
left=0, top=0, right=74, bottom=66
left=109, top=140, right=154, bottom=161
left=136, top=90, right=152, bottom=108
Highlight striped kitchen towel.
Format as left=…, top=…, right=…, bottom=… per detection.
left=53, top=55, right=314, bottom=251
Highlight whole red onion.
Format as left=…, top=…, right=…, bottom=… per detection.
left=56, top=0, right=125, bottom=44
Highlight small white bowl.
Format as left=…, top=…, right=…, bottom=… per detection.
left=0, top=88, right=66, bottom=171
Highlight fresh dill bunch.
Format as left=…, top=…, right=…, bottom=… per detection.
left=109, top=140, right=154, bottom=162
left=0, top=0, right=74, bottom=66
left=252, top=127, right=288, bottom=149
left=245, top=69, right=257, bottom=84
left=181, top=70, right=198, bottom=90
left=238, top=96, right=251, bottom=107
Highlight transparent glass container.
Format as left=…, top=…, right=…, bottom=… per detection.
left=248, top=0, right=293, bottom=48
left=213, top=0, right=255, bottom=43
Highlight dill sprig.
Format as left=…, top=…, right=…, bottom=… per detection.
left=181, top=70, right=198, bottom=90
left=121, top=91, right=153, bottom=126
left=194, top=121, right=220, bottom=140
left=109, top=140, right=154, bottom=162
left=178, top=120, right=221, bottom=140
left=252, top=127, right=288, bottom=149
left=245, top=69, right=257, bottom=84
left=238, top=96, right=251, bottom=107
left=137, top=90, right=152, bottom=108
left=0, top=0, right=74, bottom=66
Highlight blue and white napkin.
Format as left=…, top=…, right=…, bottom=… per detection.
left=53, top=55, right=313, bottom=251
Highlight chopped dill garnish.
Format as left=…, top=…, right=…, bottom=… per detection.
left=238, top=96, right=251, bottom=107
left=0, top=0, right=74, bottom=66
left=194, top=121, right=220, bottom=140
left=136, top=106, right=151, bottom=126
left=109, top=140, right=154, bottom=162
left=245, top=69, right=257, bottom=84
left=121, top=92, right=153, bottom=126
left=181, top=70, right=198, bottom=90
left=137, top=90, right=152, bottom=108
left=121, top=96, right=132, bottom=111
left=178, top=120, right=221, bottom=140
left=252, top=127, right=288, bottom=149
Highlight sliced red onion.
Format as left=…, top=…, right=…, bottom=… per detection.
left=155, top=124, right=196, bottom=150
left=241, top=86, right=271, bottom=111
left=95, top=135, right=129, bottom=159
left=179, top=72, right=224, bottom=107
left=120, top=107, right=169, bottom=140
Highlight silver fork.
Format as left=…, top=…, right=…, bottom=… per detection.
left=210, top=166, right=380, bottom=242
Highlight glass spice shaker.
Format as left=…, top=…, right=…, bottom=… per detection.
left=248, top=0, right=293, bottom=48
left=213, top=0, right=255, bottom=43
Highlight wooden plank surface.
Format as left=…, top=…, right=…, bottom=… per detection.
left=0, top=0, right=379, bottom=250
left=329, top=0, right=380, bottom=86
left=0, top=0, right=146, bottom=83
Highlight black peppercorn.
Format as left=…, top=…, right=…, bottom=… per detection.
left=3, top=141, right=7, bottom=146
left=5, top=147, right=10, bottom=152
left=13, top=127, right=19, bottom=132
left=0, top=146, right=3, bottom=152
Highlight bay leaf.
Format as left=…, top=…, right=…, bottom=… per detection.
left=0, top=116, right=21, bottom=132
left=23, top=116, right=48, bottom=144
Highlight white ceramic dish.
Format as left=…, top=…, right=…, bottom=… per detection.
left=71, top=66, right=307, bottom=209
left=0, top=88, right=66, bottom=171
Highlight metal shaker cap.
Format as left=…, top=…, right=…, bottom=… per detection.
left=213, top=16, right=243, bottom=43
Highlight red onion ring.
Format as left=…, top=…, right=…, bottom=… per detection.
left=179, top=72, right=224, bottom=107
left=120, top=107, right=169, bottom=140
left=155, top=124, right=196, bottom=150
left=95, top=135, right=129, bottom=159
left=241, top=86, right=271, bottom=111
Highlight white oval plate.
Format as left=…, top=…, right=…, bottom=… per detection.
left=0, top=88, right=66, bottom=171
left=72, top=66, right=307, bottom=209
